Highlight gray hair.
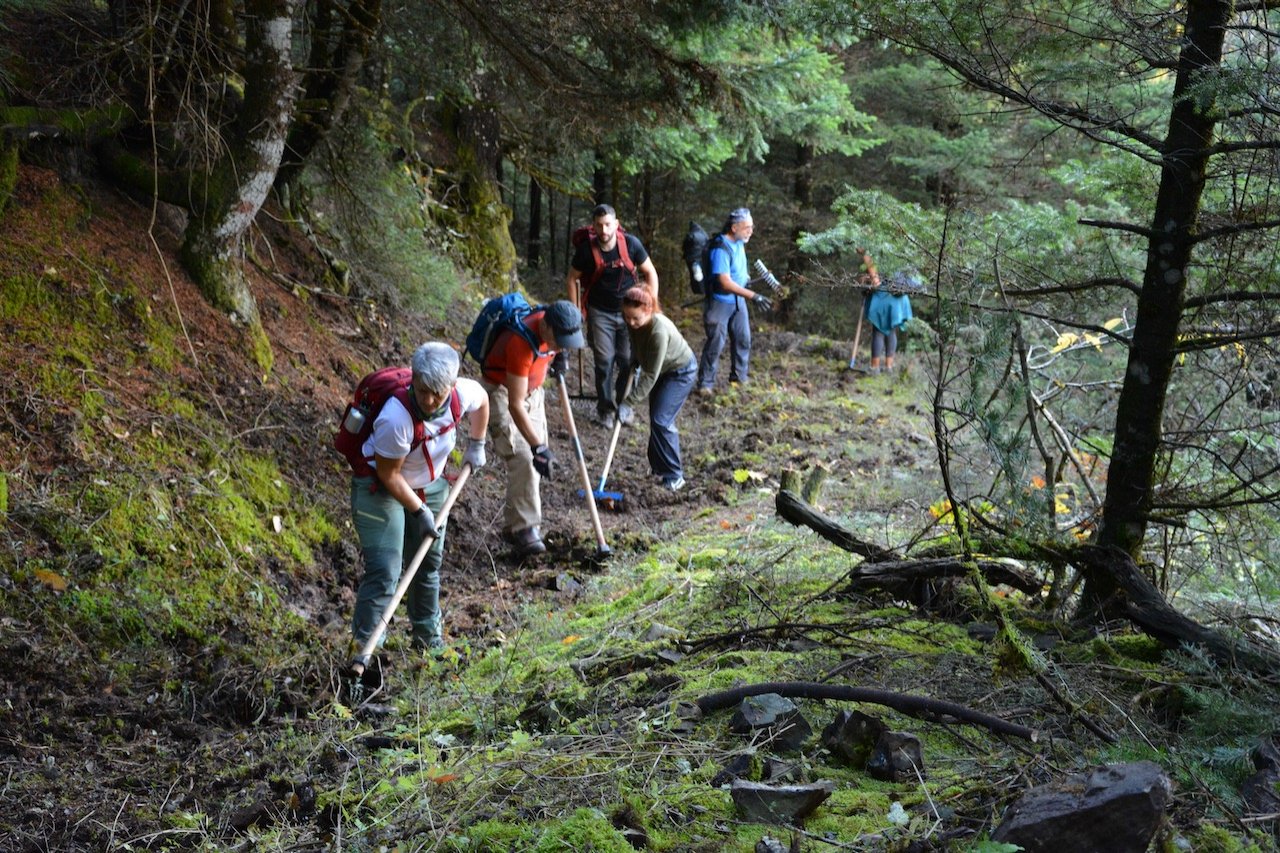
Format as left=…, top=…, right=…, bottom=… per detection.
left=411, top=342, right=460, bottom=393
left=722, top=207, right=752, bottom=232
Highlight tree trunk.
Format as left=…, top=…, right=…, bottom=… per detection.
left=180, top=0, right=299, bottom=372
left=1086, top=0, right=1231, bottom=615
left=592, top=159, right=606, bottom=205
left=275, top=0, right=382, bottom=191
left=527, top=179, right=542, bottom=268
left=789, top=141, right=813, bottom=275
left=441, top=80, right=518, bottom=288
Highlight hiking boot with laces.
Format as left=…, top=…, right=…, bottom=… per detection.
left=617, top=404, right=635, bottom=425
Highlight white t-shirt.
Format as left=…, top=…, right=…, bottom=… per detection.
left=362, top=377, right=485, bottom=489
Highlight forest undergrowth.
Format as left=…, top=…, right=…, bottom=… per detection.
left=1, top=165, right=1277, bottom=853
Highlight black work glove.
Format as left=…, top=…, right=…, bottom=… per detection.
left=752, top=292, right=774, bottom=312
left=410, top=503, right=440, bottom=540
left=550, top=351, right=568, bottom=378
left=531, top=443, right=557, bottom=480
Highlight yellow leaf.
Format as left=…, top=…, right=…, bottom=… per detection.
left=1103, top=317, right=1125, bottom=331
left=1084, top=333, right=1102, bottom=351
left=1050, top=333, right=1078, bottom=353
left=34, top=568, right=68, bottom=591
left=562, top=634, right=581, bottom=645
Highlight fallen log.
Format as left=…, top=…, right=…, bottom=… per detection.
left=775, top=489, right=895, bottom=561
left=847, top=556, right=1043, bottom=598
left=696, top=681, right=1038, bottom=741
left=775, top=489, right=1044, bottom=597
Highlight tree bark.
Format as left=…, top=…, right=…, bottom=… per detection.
left=441, top=80, right=518, bottom=288
left=179, top=0, right=299, bottom=372
left=275, top=0, right=382, bottom=191
left=1091, top=0, right=1231, bottom=586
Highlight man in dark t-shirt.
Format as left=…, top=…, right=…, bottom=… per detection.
left=566, top=203, right=660, bottom=427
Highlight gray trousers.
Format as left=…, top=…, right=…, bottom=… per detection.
left=697, top=295, right=751, bottom=388
left=588, top=306, right=632, bottom=416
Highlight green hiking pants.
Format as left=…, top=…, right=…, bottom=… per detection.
left=350, top=475, right=448, bottom=648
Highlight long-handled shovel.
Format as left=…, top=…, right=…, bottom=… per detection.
left=347, top=464, right=473, bottom=678
left=848, top=290, right=868, bottom=370
left=591, top=371, right=636, bottom=511
left=556, top=377, right=611, bottom=559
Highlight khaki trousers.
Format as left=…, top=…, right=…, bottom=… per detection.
left=483, top=381, right=546, bottom=533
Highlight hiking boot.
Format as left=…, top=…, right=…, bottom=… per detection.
left=696, top=386, right=713, bottom=399
left=617, top=404, right=635, bottom=426
left=509, top=525, right=546, bottom=556
left=662, top=475, right=686, bottom=492
left=412, top=634, right=446, bottom=653
left=593, top=411, right=616, bottom=429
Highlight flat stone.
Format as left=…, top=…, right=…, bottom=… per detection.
left=643, top=621, right=683, bottom=642
left=730, top=779, right=836, bottom=825
left=730, top=694, right=813, bottom=753
left=992, top=761, right=1171, bottom=853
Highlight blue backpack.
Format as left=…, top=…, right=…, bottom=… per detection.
left=465, top=293, right=545, bottom=366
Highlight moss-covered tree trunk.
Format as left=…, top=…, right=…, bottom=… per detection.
left=181, top=0, right=299, bottom=372
left=442, top=85, right=518, bottom=289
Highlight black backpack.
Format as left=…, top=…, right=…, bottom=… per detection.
left=681, top=221, right=727, bottom=296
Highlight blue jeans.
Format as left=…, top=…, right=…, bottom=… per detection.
left=588, top=306, right=632, bottom=416
left=648, top=358, right=697, bottom=480
left=697, top=295, right=751, bottom=389
left=350, top=475, right=448, bottom=647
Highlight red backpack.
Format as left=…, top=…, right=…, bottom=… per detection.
left=334, top=366, right=462, bottom=478
left=572, top=224, right=635, bottom=306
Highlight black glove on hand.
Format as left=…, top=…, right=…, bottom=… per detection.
left=411, top=503, right=440, bottom=540
left=531, top=443, right=557, bottom=480
left=550, top=351, right=568, bottom=378
left=752, top=292, right=774, bottom=312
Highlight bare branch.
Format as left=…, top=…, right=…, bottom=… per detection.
left=1078, top=218, right=1156, bottom=238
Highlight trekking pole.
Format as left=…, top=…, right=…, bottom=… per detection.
left=347, top=464, right=473, bottom=678
left=848, top=290, right=867, bottom=370
left=556, top=377, right=611, bottom=559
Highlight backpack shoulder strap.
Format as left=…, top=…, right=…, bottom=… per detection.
left=426, top=388, right=464, bottom=439
left=616, top=230, right=635, bottom=274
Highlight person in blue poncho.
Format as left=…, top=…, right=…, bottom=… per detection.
left=857, top=248, right=918, bottom=374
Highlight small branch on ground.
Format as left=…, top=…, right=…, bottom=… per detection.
left=695, top=681, right=1038, bottom=741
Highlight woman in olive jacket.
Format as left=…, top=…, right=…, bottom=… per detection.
left=620, top=287, right=697, bottom=491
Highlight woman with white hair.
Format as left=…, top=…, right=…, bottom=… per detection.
left=350, top=342, right=488, bottom=654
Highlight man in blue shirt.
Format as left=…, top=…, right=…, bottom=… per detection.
left=696, top=208, right=770, bottom=395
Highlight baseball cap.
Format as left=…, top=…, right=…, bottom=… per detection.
left=544, top=300, right=585, bottom=350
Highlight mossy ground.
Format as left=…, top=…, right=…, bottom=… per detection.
left=1, top=164, right=1276, bottom=852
